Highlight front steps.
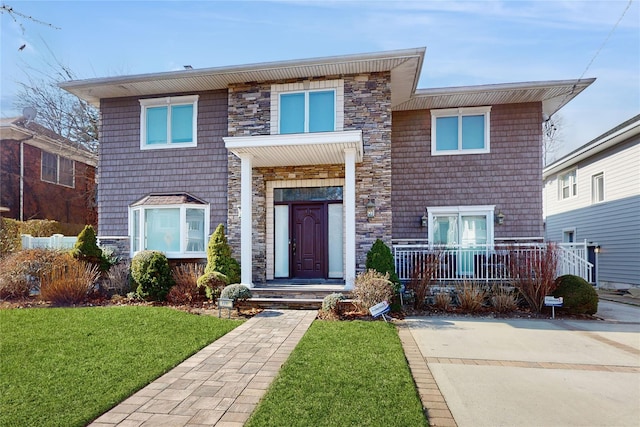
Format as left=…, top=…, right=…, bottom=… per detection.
left=245, top=283, right=350, bottom=310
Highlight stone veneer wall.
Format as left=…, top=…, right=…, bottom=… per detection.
left=227, top=72, right=392, bottom=284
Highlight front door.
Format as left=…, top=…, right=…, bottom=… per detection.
left=292, top=204, right=326, bottom=279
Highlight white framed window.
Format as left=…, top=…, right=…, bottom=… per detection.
left=41, top=151, right=75, bottom=187
left=558, top=170, right=577, bottom=200
left=271, top=80, right=344, bottom=135
left=562, top=227, right=576, bottom=243
left=427, top=206, right=495, bottom=247
left=139, top=95, right=198, bottom=150
left=431, top=106, right=491, bottom=155
left=592, top=172, right=604, bottom=204
left=129, top=203, right=209, bottom=258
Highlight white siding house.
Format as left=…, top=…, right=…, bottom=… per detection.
left=543, top=115, right=640, bottom=289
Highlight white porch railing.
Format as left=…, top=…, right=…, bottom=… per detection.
left=21, top=234, right=77, bottom=250
left=393, top=241, right=593, bottom=283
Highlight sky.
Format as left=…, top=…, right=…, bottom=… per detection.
left=1, top=0, right=638, bottom=160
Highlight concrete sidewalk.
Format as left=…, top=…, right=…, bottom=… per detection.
left=404, top=305, right=640, bottom=427
left=91, top=309, right=316, bottom=427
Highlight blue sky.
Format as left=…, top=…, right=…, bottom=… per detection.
left=1, top=0, right=638, bottom=159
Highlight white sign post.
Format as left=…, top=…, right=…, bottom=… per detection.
left=369, top=300, right=391, bottom=322
left=544, top=296, right=563, bottom=319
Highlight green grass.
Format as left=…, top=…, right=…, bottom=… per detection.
left=0, top=306, right=243, bottom=427
left=247, top=321, right=428, bottom=427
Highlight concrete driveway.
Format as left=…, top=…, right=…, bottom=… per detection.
left=405, top=303, right=640, bottom=427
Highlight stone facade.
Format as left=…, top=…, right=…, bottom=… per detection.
left=227, top=72, right=392, bottom=284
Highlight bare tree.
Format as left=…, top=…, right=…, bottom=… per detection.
left=1, top=3, right=60, bottom=49
left=543, top=114, right=563, bottom=166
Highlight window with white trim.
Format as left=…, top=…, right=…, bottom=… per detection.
left=41, top=151, right=74, bottom=187
left=130, top=202, right=209, bottom=258
left=431, top=107, right=491, bottom=155
left=591, top=172, right=604, bottom=204
left=558, top=170, right=577, bottom=200
left=271, top=80, right=344, bottom=135
left=427, top=206, right=495, bottom=247
left=139, top=95, right=198, bottom=149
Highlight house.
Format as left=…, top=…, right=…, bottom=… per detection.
left=543, top=114, right=640, bottom=289
left=0, top=117, right=97, bottom=227
left=60, top=47, right=594, bottom=289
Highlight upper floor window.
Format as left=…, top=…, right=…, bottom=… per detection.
left=139, top=95, right=198, bottom=149
left=271, top=80, right=344, bottom=135
left=592, top=172, right=604, bottom=204
left=558, top=170, right=577, bottom=200
left=41, top=151, right=74, bottom=187
left=431, top=106, right=491, bottom=155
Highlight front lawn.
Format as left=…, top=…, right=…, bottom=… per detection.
left=0, top=306, right=242, bottom=427
left=247, top=321, right=428, bottom=427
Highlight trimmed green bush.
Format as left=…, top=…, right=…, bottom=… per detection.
left=220, top=284, right=252, bottom=302
left=70, top=225, right=107, bottom=270
left=130, top=251, right=174, bottom=301
left=196, top=271, right=228, bottom=300
left=203, top=224, right=241, bottom=284
left=553, top=274, right=598, bottom=315
left=365, top=239, right=400, bottom=292
left=322, top=293, right=345, bottom=313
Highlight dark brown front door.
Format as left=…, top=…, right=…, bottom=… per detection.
left=292, top=204, right=326, bottom=279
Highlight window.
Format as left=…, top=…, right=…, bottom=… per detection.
left=431, top=107, right=491, bottom=155
left=41, top=151, right=74, bottom=187
left=562, top=228, right=576, bottom=243
left=280, top=90, right=335, bottom=134
left=558, top=170, right=577, bottom=200
left=130, top=194, right=209, bottom=258
left=428, top=206, right=495, bottom=248
left=592, top=173, right=604, bottom=203
left=139, top=95, right=198, bottom=149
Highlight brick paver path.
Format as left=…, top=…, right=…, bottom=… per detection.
left=91, top=309, right=317, bottom=427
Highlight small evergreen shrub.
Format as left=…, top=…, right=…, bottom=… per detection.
left=130, top=251, right=174, bottom=301
left=203, top=224, right=241, bottom=284
left=70, top=225, right=106, bottom=269
left=39, top=254, right=100, bottom=305
left=365, top=239, right=401, bottom=292
left=196, top=271, right=228, bottom=301
left=220, top=283, right=252, bottom=302
left=553, top=274, right=598, bottom=315
left=322, top=293, right=345, bottom=313
left=353, top=269, right=394, bottom=312
left=167, top=263, right=206, bottom=305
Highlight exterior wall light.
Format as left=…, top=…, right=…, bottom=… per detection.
left=366, top=199, right=376, bottom=219
left=421, top=210, right=428, bottom=227
left=594, top=245, right=601, bottom=254
left=496, top=211, right=505, bottom=225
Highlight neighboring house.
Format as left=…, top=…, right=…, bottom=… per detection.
left=0, top=117, right=97, bottom=227
left=60, top=47, right=593, bottom=288
left=543, top=115, right=640, bottom=289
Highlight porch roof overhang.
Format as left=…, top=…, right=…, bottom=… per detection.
left=393, top=78, right=596, bottom=117
left=223, top=130, right=363, bottom=168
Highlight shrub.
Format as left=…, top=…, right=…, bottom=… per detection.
left=167, top=263, right=207, bottom=305
left=490, top=285, right=519, bottom=313
left=196, top=271, right=228, bottom=301
left=353, top=269, right=394, bottom=312
left=130, top=251, right=174, bottom=301
left=365, top=239, right=400, bottom=292
left=39, top=255, right=100, bottom=305
left=407, top=251, right=440, bottom=309
left=553, top=275, right=599, bottom=315
left=455, top=281, right=486, bottom=312
left=203, top=224, right=241, bottom=284
left=104, top=262, right=131, bottom=296
left=21, top=219, right=62, bottom=237
left=508, top=243, right=559, bottom=313
left=220, top=284, right=252, bottom=302
left=0, top=249, right=68, bottom=299
left=70, top=225, right=106, bottom=269
left=322, top=293, right=345, bottom=313
left=433, top=291, right=452, bottom=311
left=0, top=218, right=22, bottom=258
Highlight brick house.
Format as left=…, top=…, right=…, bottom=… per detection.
left=0, top=117, right=97, bottom=227
left=60, top=47, right=593, bottom=288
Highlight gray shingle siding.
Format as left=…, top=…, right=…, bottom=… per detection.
left=98, top=89, right=228, bottom=237
left=545, top=195, right=640, bottom=286
left=391, top=102, right=543, bottom=240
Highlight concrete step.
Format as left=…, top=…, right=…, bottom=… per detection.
left=244, top=297, right=323, bottom=310
left=250, top=285, right=350, bottom=300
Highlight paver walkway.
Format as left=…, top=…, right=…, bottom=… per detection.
left=91, top=309, right=317, bottom=427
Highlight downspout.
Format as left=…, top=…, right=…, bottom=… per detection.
left=20, top=141, right=24, bottom=221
